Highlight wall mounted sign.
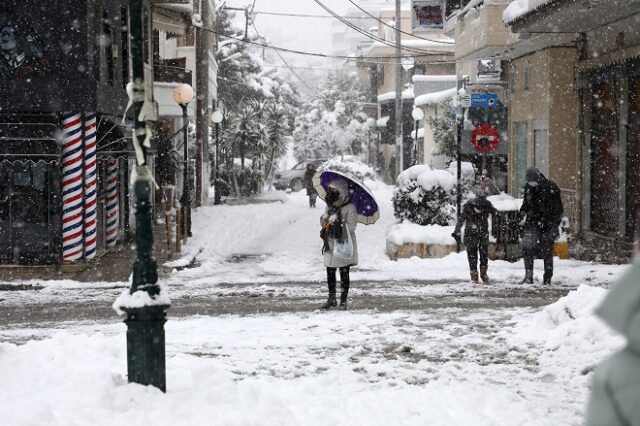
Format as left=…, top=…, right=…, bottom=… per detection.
left=411, top=1, right=444, bottom=33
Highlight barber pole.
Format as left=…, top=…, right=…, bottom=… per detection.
left=83, top=113, right=98, bottom=259
left=61, top=112, right=84, bottom=261
left=105, top=158, right=119, bottom=247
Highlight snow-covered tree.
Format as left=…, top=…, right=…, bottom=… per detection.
left=427, top=99, right=457, bottom=159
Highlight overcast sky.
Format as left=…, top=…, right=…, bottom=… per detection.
left=225, top=0, right=354, bottom=65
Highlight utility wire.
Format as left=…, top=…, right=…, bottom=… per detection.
left=251, top=21, right=316, bottom=92
left=201, top=25, right=447, bottom=63
left=344, top=0, right=454, bottom=45
left=310, top=0, right=440, bottom=56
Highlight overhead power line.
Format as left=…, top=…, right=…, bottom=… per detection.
left=310, top=0, right=439, bottom=56
left=344, top=0, right=454, bottom=45
left=202, top=25, right=448, bottom=64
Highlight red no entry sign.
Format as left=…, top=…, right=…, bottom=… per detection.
left=471, top=124, right=500, bottom=153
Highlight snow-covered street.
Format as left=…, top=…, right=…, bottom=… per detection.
left=0, top=188, right=631, bottom=425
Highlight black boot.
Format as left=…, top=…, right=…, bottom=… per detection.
left=521, top=270, right=534, bottom=284
left=338, top=267, right=350, bottom=309
left=543, top=271, right=553, bottom=285
left=321, top=268, right=337, bottom=310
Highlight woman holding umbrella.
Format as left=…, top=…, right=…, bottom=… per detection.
left=314, top=171, right=379, bottom=310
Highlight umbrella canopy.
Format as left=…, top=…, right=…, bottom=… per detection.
left=312, top=170, right=380, bottom=225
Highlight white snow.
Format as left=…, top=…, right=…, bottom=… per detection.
left=487, top=192, right=524, bottom=212
left=377, top=86, right=415, bottom=102
left=503, top=0, right=555, bottom=24
left=376, top=116, right=390, bottom=127
left=412, top=75, right=457, bottom=83
left=414, top=87, right=457, bottom=107
left=0, top=168, right=634, bottom=426
left=113, top=284, right=171, bottom=315
left=387, top=223, right=457, bottom=245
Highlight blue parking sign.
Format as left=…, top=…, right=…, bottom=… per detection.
left=470, top=93, right=498, bottom=108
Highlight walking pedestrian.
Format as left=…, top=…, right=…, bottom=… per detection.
left=452, top=184, right=497, bottom=284
left=518, top=168, right=563, bottom=285
left=304, top=162, right=318, bottom=208
left=319, top=178, right=358, bottom=309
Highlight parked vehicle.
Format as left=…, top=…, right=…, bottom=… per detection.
left=274, top=159, right=327, bottom=191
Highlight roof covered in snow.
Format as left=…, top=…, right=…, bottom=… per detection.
left=414, top=87, right=457, bottom=107
left=378, top=86, right=415, bottom=102
left=503, top=0, right=560, bottom=24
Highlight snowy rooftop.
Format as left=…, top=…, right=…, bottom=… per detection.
left=412, top=75, right=457, bottom=83
left=503, top=0, right=558, bottom=24
left=378, top=86, right=415, bottom=102
left=414, top=87, right=457, bottom=107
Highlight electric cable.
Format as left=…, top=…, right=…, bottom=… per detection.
left=343, top=0, right=454, bottom=45
left=309, top=0, right=441, bottom=56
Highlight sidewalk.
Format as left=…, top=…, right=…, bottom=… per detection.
left=0, top=222, right=174, bottom=283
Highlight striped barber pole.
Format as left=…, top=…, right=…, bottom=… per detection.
left=61, top=112, right=84, bottom=261
left=105, top=158, right=119, bottom=247
left=83, top=112, right=98, bottom=259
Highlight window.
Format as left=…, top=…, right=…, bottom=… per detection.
left=523, top=62, right=530, bottom=91
left=514, top=122, right=528, bottom=193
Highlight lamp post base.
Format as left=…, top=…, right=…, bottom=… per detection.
left=123, top=305, right=169, bottom=392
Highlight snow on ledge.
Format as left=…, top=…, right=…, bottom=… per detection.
left=503, top=0, right=557, bottom=24
left=387, top=223, right=457, bottom=246
left=378, top=87, right=415, bottom=102
left=414, top=87, right=457, bottom=107
left=113, top=286, right=171, bottom=315
left=412, top=74, right=457, bottom=83
left=487, top=193, right=523, bottom=212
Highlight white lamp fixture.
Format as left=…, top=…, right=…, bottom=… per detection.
left=366, top=117, right=376, bottom=128
left=412, top=107, right=425, bottom=121
left=172, top=84, right=194, bottom=106
left=211, top=109, right=223, bottom=124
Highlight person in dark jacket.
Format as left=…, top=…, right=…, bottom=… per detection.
left=304, top=163, right=317, bottom=208
left=518, top=168, right=563, bottom=285
left=452, top=185, right=497, bottom=284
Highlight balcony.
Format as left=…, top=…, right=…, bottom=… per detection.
left=453, top=2, right=519, bottom=61
left=154, top=64, right=192, bottom=86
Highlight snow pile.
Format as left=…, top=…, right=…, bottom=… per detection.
left=397, top=164, right=432, bottom=187
left=505, top=285, right=624, bottom=382
left=414, top=87, right=457, bottom=107
left=487, top=193, right=523, bottom=212
left=387, top=223, right=457, bottom=246
left=503, top=0, right=556, bottom=24
left=417, top=169, right=457, bottom=192
left=113, top=286, right=171, bottom=315
left=318, top=156, right=377, bottom=182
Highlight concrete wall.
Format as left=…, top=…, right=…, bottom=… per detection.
left=507, top=47, right=579, bottom=227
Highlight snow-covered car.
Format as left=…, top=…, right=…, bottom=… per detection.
left=273, top=159, right=326, bottom=191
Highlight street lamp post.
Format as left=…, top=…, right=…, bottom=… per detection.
left=366, top=117, right=376, bottom=167
left=411, top=107, right=425, bottom=166
left=211, top=107, right=223, bottom=205
left=173, top=84, right=194, bottom=239
left=116, top=0, right=169, bottom=393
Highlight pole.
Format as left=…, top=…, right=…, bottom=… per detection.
left=214, top=121, right=221, bottom=205
left=413, top=120, right=418, bottom=166
left=195, top=0, right=210, bottom=208
left=180, top=104, right=192, bottom=238
left=394, top=0, right=403, bottom=179
left=119, top=0, right=169, bottom=393
left=456, top=108, right=463, bottom=254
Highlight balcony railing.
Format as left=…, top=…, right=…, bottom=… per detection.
left=153, top=64, right=193, bottom=85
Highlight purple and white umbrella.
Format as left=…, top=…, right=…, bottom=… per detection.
left=312, top=170, right=380, bottom=225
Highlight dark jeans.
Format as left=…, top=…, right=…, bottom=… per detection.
left=466, top=242, right=488, bottom=272
left=308, top=194, right=317, bottom=207
left=522, top=227, right=555, bottom=278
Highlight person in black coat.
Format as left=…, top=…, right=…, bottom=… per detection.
left=518, top=168, right=564, bottom=285
left=304, top=163, right=317, bottom=208
left=452, top=185, right=497, bottom=284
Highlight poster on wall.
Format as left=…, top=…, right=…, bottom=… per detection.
left=0, top=9, right=51, bottom=80
left=411, top=1, right=445, bottom=33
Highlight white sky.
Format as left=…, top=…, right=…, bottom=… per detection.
left=225, top=0, right=354, bottom=65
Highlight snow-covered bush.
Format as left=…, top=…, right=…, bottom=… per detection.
left=392, top=165, right=457, bottom=226
left=318, top=156, right=377, bottom=182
